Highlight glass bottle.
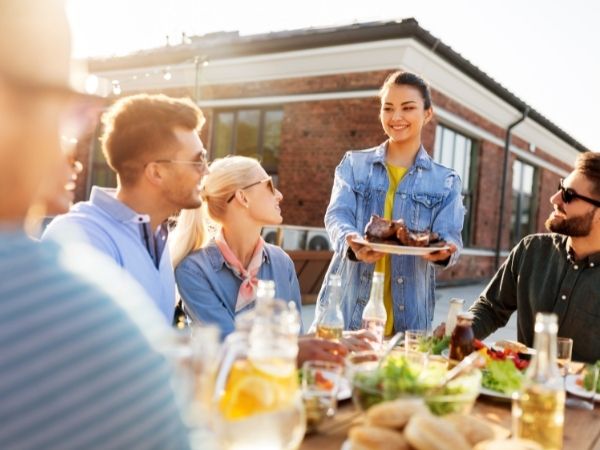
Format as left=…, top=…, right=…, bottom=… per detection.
left=512, top=313, right=565, bottom=450
left=448, top=312, right=474, bottom=366
left=234, top=279, right=275, bottom=334
left=316, top=274, right=344, bottom=341
left=445, top=298, right=464, bottom=337
left=214, top=293, right=305, bottom=450
left=361, top=272, right=386, bottom=347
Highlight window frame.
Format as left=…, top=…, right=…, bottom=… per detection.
left=87, top=123, right=117, bottom=196
left=433, top=123, right=478, bottom=247
left=211, top=106, right=283, bottom=176
left=510, top=159, right=539, bottom=246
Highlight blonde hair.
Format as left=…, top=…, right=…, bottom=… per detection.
left=170, top=155, right=263, bottom=268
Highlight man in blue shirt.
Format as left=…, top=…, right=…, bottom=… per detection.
left=0, top=0, right=193, bottom=448
left=44, top=94, right=209, bottom=323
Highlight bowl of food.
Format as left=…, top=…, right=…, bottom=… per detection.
left=422, top=368, right=482, bottom=415
left=349, top=354, right=481, bottom=415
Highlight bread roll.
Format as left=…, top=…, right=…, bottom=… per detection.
left=366, top=398, right=428, bottom=429
left=444, top=413, right=495, bottom=445
left=348, top=425, right=410, bottom=450
left=404, top=414, right=471, bottom=450
left=473, top=438, right=543, bottom=450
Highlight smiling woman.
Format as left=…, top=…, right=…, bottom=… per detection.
left=313, top=70, right=465, bottom=337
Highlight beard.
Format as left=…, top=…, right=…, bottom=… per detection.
left=545, top=208, right=596, bottom=237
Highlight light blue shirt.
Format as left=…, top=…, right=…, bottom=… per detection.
left=0, top=230, right=191, bottom=449
left=313, top=143, right=465, bottom=333
left=175, top=240, right=303, bottom=338
left=43, top=186, right=175, bottom=323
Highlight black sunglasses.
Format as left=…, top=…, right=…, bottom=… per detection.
left=226, top=178, right=275, bottom=203
left=558, top=179, right=600, bottom=208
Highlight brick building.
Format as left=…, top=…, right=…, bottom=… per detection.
left=77, top=19, right=588, bottom=285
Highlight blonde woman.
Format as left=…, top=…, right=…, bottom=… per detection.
left=171, top=156, right=302, bottom=337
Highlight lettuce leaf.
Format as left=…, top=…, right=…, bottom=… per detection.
left=583, top=361, right=600, bottom=393
left=482, top=359, right=523, bottom=394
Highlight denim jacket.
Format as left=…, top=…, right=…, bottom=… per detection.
left=175, top=240, right=303, bottom=339
left=313, top=143, right=464, bottom=333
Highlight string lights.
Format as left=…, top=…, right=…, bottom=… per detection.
left=105, top=57, right=209, bottom=97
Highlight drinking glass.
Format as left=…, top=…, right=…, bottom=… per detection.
left=405, top=329, right=428, bottom=354
left=556, top=337, right=573, bottom=377
left=302, top=361, right=343, bottom=432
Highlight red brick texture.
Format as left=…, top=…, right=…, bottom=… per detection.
left=73, top=70, right=575, bottom=283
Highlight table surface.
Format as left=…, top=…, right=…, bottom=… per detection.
left=300, top=395, right=600, bottom=450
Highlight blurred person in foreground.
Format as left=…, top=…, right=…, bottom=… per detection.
left=43, top=93, right=208, bottom=323
left=436, top=152, right=600, bottom=363
left=0, top=0, right=192, bottom=448
left=25, top=118, right=87, bottom=236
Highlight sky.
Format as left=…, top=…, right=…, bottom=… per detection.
left=66, top=0, right=600, bottom=151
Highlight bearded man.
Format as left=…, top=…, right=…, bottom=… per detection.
left=468, top=151, right=600, bottom=363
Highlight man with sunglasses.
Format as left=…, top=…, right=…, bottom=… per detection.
left=0, top=0, right=193, bottom=448
left=44, top=94, right=208, bottom=323
left=466, top=151, right=600, bottom=363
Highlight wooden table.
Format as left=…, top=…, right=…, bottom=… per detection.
left=300, top=396, right=600, bottom=450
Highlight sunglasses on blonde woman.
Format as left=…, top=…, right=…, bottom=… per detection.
left=558, top=179, right=600, bottom=208
left=227, top=177, right=275, bottom=203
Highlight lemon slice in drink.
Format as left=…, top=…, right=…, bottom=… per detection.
left=221, top=375, right=277, bottom=420
left=251, top=358, right=296, bottom=378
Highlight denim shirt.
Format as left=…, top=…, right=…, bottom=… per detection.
left=313, top=143, right=465, bottom=333
left=175, top=240, right=303, bottom=339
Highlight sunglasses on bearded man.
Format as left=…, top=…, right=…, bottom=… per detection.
left=558, top=178, right=600, bottom=208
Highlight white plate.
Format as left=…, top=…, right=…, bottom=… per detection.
left=479, top=385, right=514, bottom=401
left=340, top=439, right=352, bottom=450
left=337, top=378, right=351, bottom=401
left=565, top=374, right=600, bottom=400
left=351, top=237, right=449, bottom=256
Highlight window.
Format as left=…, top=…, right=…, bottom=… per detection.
left=212, top=108, right=283, bottom=175
left=433, top=124, right=477, bottom=245
left=89, top=129, right=116, bottom=191
left=511, top=159, right=538, bottom=246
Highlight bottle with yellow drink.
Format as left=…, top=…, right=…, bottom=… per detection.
left=213, top=281, right=305, bottom=450
left=315, top=274, right=344, bottom=341
left=512, top=313, right=565, bottom=450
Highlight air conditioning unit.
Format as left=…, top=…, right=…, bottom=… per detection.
left=306, top=230, right=331, bottom=251
left=261, top=227, right=305, bottom=250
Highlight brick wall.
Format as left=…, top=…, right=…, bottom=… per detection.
left=74, top=69, right=575, bottom=283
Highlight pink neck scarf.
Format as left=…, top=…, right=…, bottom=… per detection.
left=215, top=231, right=265, bottom=312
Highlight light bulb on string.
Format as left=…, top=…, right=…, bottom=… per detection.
left=112, top=80, right=122, bottom=96
left=163, top=67, right=172, bottom=81
left=84, top=75, right=99, bottom=95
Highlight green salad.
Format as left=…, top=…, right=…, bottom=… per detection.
left=417, top=335, right=450, bottom=355
left=352, top=355, right=477, bottom=415
left=583, top=361, right=600, bottom=393
left=481, top=359, right=524, bottom=394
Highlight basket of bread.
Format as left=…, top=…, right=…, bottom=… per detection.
left=346, top=397, right=542, bottom=450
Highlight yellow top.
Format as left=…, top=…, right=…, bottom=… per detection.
left=375, top=163, right=407, bottom=336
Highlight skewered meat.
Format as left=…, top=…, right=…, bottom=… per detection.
left=364, top=214, right=400, bottom=241
left=364, top=214, right=442, bottom=247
